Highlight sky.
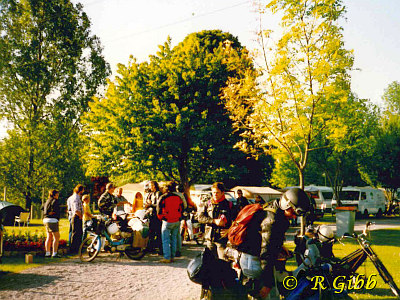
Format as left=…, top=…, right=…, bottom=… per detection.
left=1, top=0, right=400, bottom=137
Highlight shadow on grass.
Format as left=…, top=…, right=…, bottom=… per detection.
left=369, top=229, right=400, bottom=247
left=0, top=272, right=60, bottom=291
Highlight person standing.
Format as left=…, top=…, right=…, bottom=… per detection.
left=97, top=183, right=117, bottom=217
left=82, top=194, right=93, bottom=241
left=174, top=183, right=188, bottom=257
left=197, top=182, right=234, bottom=259
left=235, top=189, right=249, bottom=213
left=114, top=187, right=131, bottom=212
left=144, top=181, right=162, bottom=253
left=43, top=189, right=61, bottom=258
left=157, top=181, right=184, bottom=263
left=67, top=184, right=84, bottom=255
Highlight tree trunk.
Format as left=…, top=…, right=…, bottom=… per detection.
left=25, top=137, right=34, bottom=210
left=298, top=167, right=305, bottom=235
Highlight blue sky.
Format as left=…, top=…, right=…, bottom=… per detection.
left=1, top=0, right=399, bottom=137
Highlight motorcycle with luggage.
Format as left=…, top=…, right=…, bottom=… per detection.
left=79, top=209, right=149, bottom=262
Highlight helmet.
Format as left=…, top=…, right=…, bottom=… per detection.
left=280, top=188, right=310, bottom=216
left=317, top=225, right=335, bottom=242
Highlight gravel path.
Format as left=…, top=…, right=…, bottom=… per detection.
left=0, top=243, right=203, bottom=300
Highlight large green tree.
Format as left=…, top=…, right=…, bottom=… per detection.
left=224, top=0, right=354, bottom=189
left=0, top=0, right=110, bottom=208
left=83, top=30, right=257, bottom=193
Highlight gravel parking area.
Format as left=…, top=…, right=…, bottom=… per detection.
left=0, top=243, right=203, bottom=300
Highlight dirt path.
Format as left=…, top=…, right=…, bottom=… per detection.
left=0, top=243, right=203, bottom=300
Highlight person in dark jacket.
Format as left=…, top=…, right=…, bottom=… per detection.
left=197, top=182, right=234, bottom=260
left=157, top=181, right=184, bottom=263
left=42, top=189, right=61, bottom=258
left=98, top=183, right=117, bottom=217
left=144, top=180, right=162, bottom=253
left=235, top=189, right=249, bottom=213
left=237, top=188, right=311, bottom=298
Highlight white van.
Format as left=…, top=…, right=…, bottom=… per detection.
left=331, top=187, right=386, bottom=217
left=304, top=185, right=333, bottom=213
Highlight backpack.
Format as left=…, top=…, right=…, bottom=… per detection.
left=227, top=203, right=276, bottom=247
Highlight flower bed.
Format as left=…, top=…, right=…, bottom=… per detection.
left=2, top=230, right=67, bottom=256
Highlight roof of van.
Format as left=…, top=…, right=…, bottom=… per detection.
left=341, top=186, right=381, bottom=191
left=284, top=185, right=333, bottom=192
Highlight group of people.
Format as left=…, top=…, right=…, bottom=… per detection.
left=42, top=180, right=312, bottom=299
left=42, top=182, right=131, bottom=257
left=198, top=183, right=311, bottom=299
left=143, top=180, right=189, bottom=263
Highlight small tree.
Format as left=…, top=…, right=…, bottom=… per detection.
left=224, top=0, right=354, bottom=189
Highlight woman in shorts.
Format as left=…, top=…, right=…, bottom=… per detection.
left=43, top=189, right=61, bottom=258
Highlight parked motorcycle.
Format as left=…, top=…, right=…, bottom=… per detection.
left=79, top=209, right=149, bottom=262
left=192, top=239, right=350, bottom=300
left=181, top=209, right=205, bottom=246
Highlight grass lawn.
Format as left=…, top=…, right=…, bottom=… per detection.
left=1, top=218, right=70, bottom=274
left=285, top=227, right=400, bottom=299
left=3, top=218, right=70, bottom=241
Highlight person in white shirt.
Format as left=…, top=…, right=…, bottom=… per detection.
left=67, top=184, right=84, bottom=254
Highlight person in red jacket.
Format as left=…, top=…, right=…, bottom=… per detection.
left=157, top=181, right=184, bottom=263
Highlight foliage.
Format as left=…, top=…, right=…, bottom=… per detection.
left=0, top=0, right=110, bottom=208
left=223, top=0, right=354, bottom=189
left=360, top=115, right=400, bottom=206
left=0, top=128, right=87, bottom=206
left=82, top=30, right=263, bottom=191
left=382, top=81, right=400, bottom=115
left=311, top=96, right=380, bottom=205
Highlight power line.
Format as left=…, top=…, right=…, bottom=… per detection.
left=107, top=0, right=250, bottom=43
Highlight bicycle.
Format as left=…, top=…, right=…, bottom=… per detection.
left=334, top=221, right=400, bottom=298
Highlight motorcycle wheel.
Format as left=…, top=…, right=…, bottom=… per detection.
left=79, top=236, right=100, bottom=262
left=125, top=247, right=146, bottom=260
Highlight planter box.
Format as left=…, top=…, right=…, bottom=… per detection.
left=335, top=206, right=356, bottom=237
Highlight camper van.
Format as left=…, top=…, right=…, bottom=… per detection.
left=331, top=187, right=386, bottom=217
left=304, top=186, right=334, bottom=213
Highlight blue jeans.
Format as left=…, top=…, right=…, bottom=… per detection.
left=161, top=220, right=180, bottom=260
